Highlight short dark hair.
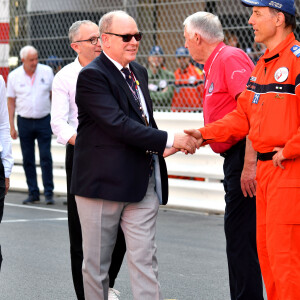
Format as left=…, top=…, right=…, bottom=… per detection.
left=269, top=7, right=296, bottom=31
left=283, top=11, right=297, bottom=31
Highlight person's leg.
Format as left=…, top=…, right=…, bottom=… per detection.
left=256, top=175, right=278, bottom=300
left=66, top=144, right=84, bottom=300
left=35, top=115, right=53, bottom=199
left=263, top=159, right=300, bottom=300
left=267, top=224, right=300, bottom=300
left=108, top=225, right=126, bottom=288
left=121, top=175, right=162, bottom=300
left=0, top=158, right=5, bottom=271
left=223, top=143, right=263, bottom=300
left=76, top=195, right=122, bottom=300
left=17, top=116, right=39, bottom=200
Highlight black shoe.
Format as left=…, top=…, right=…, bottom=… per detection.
left=23, top=196, right=40, bottom=205
left=45, top=196, right=55, bottom=205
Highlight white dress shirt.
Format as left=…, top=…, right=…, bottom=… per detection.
left=103, top=51, right=174, bottom=148
left=51, top=57, right=82, bottom=145
left=0, top=76, right=13, bottom=178
left=7, top=63, right=53, bottom=119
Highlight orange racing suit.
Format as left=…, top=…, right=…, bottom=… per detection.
left=200, top=32, right=300, bottom=300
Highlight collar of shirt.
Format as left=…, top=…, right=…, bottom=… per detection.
left=74, top=56, right=84, bottom=73
left=204, top=42, right=226, bottom=75
left=103, top=51, right=129, bottom=78
left=262, top=32, right=295, bottom=62
left=102, top=51, right=149, bottom=118
left=22, top=64, right=36, bottom=77
left=22, top=64, right=38, bottom=86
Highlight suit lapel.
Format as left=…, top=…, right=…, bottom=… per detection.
left=99, top=54, right=144, bottom=123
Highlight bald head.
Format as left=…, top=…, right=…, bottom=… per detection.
left=99, top=10, right=133, bottom=45
left=99, top=10, right=140, bottom=66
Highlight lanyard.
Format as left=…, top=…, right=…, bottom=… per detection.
left=204, top=45, right=226, bottom=91
left=125, top=70, right=149, bottom=126
left=30, top=74, right=36, bottom=86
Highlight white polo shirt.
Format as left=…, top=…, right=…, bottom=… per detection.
left=0, top=76, right=13, bottom=177
left=7, top=63, right=53, bottom=119
left=50, top=57, right=82, bottom=145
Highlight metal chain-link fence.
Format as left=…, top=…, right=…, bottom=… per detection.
left=2, top=0, right=300, bottom=111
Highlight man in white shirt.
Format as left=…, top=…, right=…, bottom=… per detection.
left=0, top=75, right=14, bottom=270
left=51, top=20, right=123, bottom=300
left=7, top=45, right=54, bottom=205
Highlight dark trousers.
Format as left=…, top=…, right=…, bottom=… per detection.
left=222, top=140, right=264, bottom=300
left=66, top=144, right=126, bottom=299
left=0, top=158, right=6, bottom=270
left=17, top=115, right=54, bottom=198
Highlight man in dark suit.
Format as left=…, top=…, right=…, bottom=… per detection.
left=71, top=10, right=198, bottom=300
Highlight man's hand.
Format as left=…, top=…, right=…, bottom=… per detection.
left=173, top=132, right=199, bottom=154
left=163, top=147, right=179, bottom=158
left=241, top=137, right=257, bottom=197
left=5, top=178, right=10, bottom=195
left=272, top=147, right=286, bottom=169
left=10, top=128, right=18, bottom=139
left=184, top=129, right=203, bottom=148
left=241, top=163, right=257, bottom=197
left=68, top=134, right=77, bottom=146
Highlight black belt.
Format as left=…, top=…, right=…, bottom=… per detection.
left=257, top=151, right=277, bottom=161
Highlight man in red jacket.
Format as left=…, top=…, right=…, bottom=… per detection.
left=182, top=11, right=263, bottom=300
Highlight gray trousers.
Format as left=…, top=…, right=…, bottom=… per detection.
left=75, top=175, right=162, bottom=300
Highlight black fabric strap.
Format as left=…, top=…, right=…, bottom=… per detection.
left=257, top=151, right=277, bottom=161
left=247, top=82, right=296, bottom=95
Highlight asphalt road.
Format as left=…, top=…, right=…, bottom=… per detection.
left=0, top=192, right=258, bottom=300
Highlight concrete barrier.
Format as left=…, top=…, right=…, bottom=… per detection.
left=10, top=112, right=225, bottom=213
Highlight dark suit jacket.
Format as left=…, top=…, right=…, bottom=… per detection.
left=71, top=52, right=169, bottom=204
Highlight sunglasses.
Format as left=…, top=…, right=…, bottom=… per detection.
left=104, top=32, right=143, bottom=42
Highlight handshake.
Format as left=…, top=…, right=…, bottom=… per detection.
left=164, top=129, right=204, bottom=158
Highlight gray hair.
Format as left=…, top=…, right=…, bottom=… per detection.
left=20, top=45, right=38, bottom=60
left=99, top=10, right=131, bottom=43
left=183, top=12, right=224, bottom=44
left=68, top=20, right=96, bottom=43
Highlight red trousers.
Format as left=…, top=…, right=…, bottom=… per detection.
left=256, top=158, right=300, bottom=300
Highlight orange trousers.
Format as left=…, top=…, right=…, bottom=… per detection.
left=256, top=158, right=300, bottom=300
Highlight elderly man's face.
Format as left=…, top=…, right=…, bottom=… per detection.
left=184, top=27, right=204, bottom=64
left=102, top=14, right=139, bottom=67
left=22, top=51, right=38, bottom=74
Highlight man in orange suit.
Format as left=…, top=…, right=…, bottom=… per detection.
left=186, top=1, right=300, bottom=299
